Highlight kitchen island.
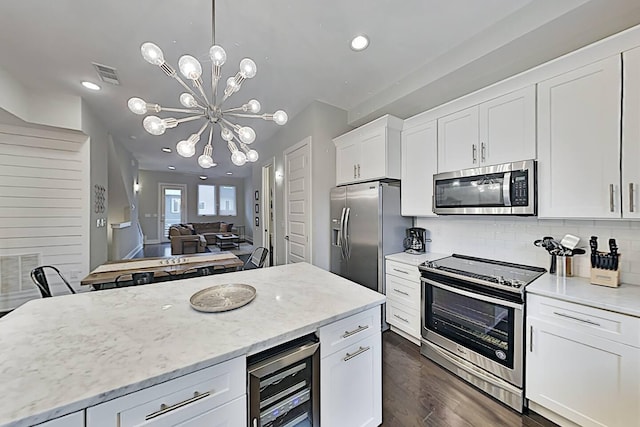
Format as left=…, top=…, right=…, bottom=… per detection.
left=0, top=262, right=385, bottom=427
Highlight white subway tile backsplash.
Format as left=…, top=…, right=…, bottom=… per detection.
left=415, top=216, right=640, bottom=285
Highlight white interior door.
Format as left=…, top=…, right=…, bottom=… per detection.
left=261, top=160, right=275, bottom=267
left=158, top=183, right=187, bottom=243
left=284, top=137, right=312, bottom=264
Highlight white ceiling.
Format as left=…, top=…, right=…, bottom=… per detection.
left=1, top=0, right=640, bottom=178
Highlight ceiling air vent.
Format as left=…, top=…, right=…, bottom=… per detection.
left=92, top=62, right=120, bottom=85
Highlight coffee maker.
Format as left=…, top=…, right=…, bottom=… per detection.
left=403, top=227, right=428, bottom=254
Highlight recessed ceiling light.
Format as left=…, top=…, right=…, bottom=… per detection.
left=226, top=172, right=233, bottom=175
left=168, top=166, right=176, bottom=170
left=161, top=147, right=172, bottom=153
left=81, top=81, right=101, bottom=91
left=350, top=35, right=369, bottom=51
left=210, top=162, right=218, bottom=167
left=199, top=175, right=207, bottom=180
left=130, top=135, right=137, bottom=140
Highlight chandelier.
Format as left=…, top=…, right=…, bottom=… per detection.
left=127, top=0, right=287, bottom=168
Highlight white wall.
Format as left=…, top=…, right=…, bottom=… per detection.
left=416, top=216, right=640, bottom=285
left=251, top=101, right=351, bottom=269
left=0, top=124, right=90, bottom=308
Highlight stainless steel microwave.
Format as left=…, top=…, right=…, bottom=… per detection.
left=433, top=160, right=537, bottom=215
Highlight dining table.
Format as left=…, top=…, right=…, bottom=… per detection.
left=81, top=252, right=244, bottom=289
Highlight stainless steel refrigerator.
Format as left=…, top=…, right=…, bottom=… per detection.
left=330, top=181, right=411, bottom=296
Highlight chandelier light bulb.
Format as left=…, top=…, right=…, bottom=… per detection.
left=198, top=154, right=215, bottom=168
left=273, top=110, right=288, bottom=125
left=141, top=42, right=165, bottom=66
left=226, top=77, right=240, bottom=94
left=178, top=55, right=203, bottom=80
left=179, top=93, right=197, bottom=108
left=128, top=97, right=147, bottom=115
left=246, top=149, right=259, bottom=162
left=209, top=45, right=227, bottom=66
left=247, top=99, right=261, bottom=113
left=238, top=126, right=256, bottom=144
left=221, top=127, right=234, bottom=141
left=176, top=140, right=196, bottom=157
left=239, top=58, right=257, bottom=79
left=231, top=150, right=247, bottom=166
left=143, top=116, right=166, bottom=135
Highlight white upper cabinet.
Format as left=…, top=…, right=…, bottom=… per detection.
left=437, top=86, right=536, bottom=172
left=537, top=55, right=622, bottom=218
left=401, top=118, right=437, bottom=216
left=623, top=47, right=640, bottom=219
left=334, top=115, right=403, bottom=186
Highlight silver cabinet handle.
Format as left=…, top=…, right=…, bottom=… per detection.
left=553, top=311, right=601, bottom=326
left=472, top=144, right=477, bottom=163
left=630, top=183, right=635, bottom=213
left=342, top=324, right=369, bottom=339
left=343, top=346, right=370, bottom=362
left=481, top=142, right=486, bottom=162
left=353, top=164, right=357, bottom=179
left=357, top=164, right=361, bottom=178
left=529, top=325, right=533, bottom=352
left=393, top=268, right=409, bottom=274
left=253, top=419, right=258, bottom=427
left=393, top=288, right=410, bottom=296
left=393, top=314, right=409, bottom=323
left=145, top=391, right=210, bottom=420
left=610, top=184, right=615, bottom=212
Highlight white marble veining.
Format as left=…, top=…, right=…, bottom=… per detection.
left=385, top=251, right=448, bottom=267
left=527, top=274, right=640, bottom=318
left=0, top=263, right=385, bottom=427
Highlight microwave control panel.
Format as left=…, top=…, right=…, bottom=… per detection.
left=511, top=171, right=529, bottom=206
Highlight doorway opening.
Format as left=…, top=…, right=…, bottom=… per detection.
left=261, top=160, right=275, bottom=266
left=158, top=183, right=187, bottom=243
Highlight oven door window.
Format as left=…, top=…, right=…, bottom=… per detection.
left=435, top=173, right=506, bottom=208
left=426, top=285, right=515, bottom=368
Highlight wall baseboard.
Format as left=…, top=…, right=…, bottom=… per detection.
left=124, top=243, right=144, bottom=260
left=145, top=239, right=161, bottom=245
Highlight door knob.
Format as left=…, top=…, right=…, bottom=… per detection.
left=284, top=235, right=290, bottom=240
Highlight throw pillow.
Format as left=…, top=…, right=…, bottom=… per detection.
left=185, top=224, right=196, bottom=235
left=219, top=223, right=228, bottom=232
left=227, top=223, right=234, bottom=232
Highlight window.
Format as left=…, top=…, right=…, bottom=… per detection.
left=219, top=185, right=237, bottom=216
left=198, top=185, right=216, bottom=216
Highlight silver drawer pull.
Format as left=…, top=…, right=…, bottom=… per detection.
left=343, top=346, right=371, bottom=362
left=553, top=311, right=601, bottom=327
left=145, top=391, right=211, bottom=420
left=393, top=314, right=409, bottom=323
left=393, top=288, right=410, bottom=296
left=393, top=268, right=409, bottom=274
left=342, top=324, right=369, bottom=339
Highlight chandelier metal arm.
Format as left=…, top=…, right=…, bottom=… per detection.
left=192, top=78, right=211, bottom=107
left=160, top=107, right=204, bottom=114
left=174, top=115, right=206, bottom=126
left=171, top=74, right=207, bottom=106
left=226, top=112, right=273, bottom=120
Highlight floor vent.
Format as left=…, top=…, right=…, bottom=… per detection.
left=93, top=62, right=120, bottom=85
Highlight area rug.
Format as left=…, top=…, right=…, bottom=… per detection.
left=207, top=242, right=254, bottom=257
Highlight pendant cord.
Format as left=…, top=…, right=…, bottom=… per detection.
left=211, top=0, right=216, bottom=46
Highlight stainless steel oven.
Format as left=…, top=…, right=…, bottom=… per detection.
left=419, top=254, right=545, bottom=412
left=433, top=159, right=536, bottom=215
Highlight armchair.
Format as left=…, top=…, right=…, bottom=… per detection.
left=168, top=225, right=207, bottom=255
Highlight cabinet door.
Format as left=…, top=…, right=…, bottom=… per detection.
left=437, top=106, right=479, bottom=172
left=537, top=55, right=621, bottom=218
left=401, top=120, right=437, bottom=216
left=479, top=86, right=536, bottom=166
left=623, top=47, right=640, bottom=218
left=321, top=332, right=382, bottom=427
left=336, top=138, right=360, bottom=185
left=526, top=317, right=640, bottom=427
left=38, top=411, right=84, bottom=427
left=141, top=395, right=245, bottom=427
left=358, top=127, right=387, bottom=181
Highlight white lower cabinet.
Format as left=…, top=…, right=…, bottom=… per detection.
left=320, top=306, right=382, bottom=427
left=385, top=260, right=421, bottom=342
left=526, top=295, right=640, bottom=427
left=37, top=411, right=84, bottom=427
left=87, top=356, right=245, bottom=427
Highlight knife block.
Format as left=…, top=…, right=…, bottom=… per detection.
left=590, top=262, right=621, bottom=287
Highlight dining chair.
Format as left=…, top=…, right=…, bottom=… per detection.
left=113, top=272, right=155, bottom=288
left=30, top=266, right=77, bottom=298
left=243, top=247, right=269, bottom=270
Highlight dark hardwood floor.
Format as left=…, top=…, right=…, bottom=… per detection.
left=382, top=331, right=558, bottom=427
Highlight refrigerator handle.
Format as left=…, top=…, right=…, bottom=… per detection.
left=338, top=207, right=346, bottom=259
left=344, top=207, right=351, bottom=259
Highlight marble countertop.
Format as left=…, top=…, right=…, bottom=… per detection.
left=527, top=274, right=640, bottom=318
left=385, top=251, right=448, bottom=267
left=0, top=263, right=385, bottom=427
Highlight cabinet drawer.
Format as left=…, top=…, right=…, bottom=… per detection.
left=386, top=260, right=420, bottom=281
left=386, top=301, right=420, bottom=338
left=37, top=411, right=84, bottom=427
left=143, top=395, right=246, bottom=427
left=528, top=294, right=640, bottom=348
left=385, top=274, right=420, bottom=310
left=319, top=306, right=380, bottom=358
left=87, top=356, right=245, bottom=427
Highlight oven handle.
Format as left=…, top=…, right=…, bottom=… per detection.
left=421, top=277, right=523, bottom=310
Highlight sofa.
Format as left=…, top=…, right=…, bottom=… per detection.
left=168, top=222, right=234, bottom=255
